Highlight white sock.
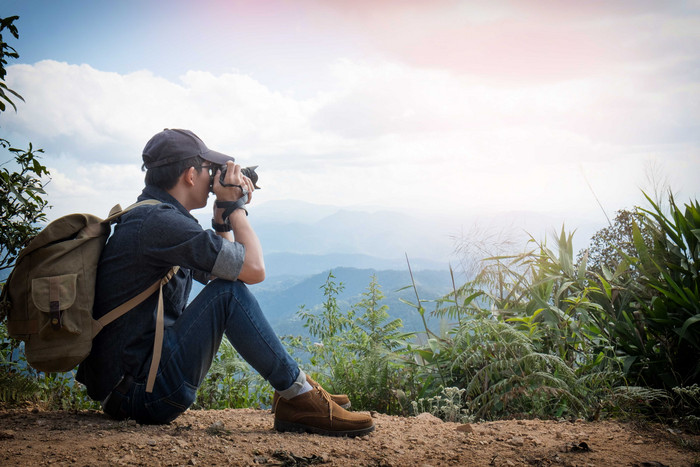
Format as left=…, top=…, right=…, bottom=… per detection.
left=277, top=370, right=315, bottom=400
left=298, top=380, right=314, bottom=395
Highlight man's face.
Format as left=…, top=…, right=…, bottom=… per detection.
left=194, top=163, right=216, bottom=207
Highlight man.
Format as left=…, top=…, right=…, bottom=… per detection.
left=76, top=128, right=375, bottom=437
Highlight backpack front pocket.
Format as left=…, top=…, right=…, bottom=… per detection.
left=32, top=274, right=82, bottom=338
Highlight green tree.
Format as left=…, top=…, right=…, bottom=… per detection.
left=297, top=273, right=416, bottom=414
left=1, top=143, right=50, bottom=272
left=339, top=275, right=412, bottom=413
left=577, top=209, right=652, bottom=277
left=0, top=15, right=50, bottom=274
left=0, top=15, right=52, bottom=406
left=1, top=16, right=23, bottom=112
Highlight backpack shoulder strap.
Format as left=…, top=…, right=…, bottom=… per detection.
left=92, top=266, right=179, bottom=334
left=92, top=265, right=180, bottom=394
left=79, top=200, right=163, bottom=239
left=104, top=199, right=162, bottom=224
left=97, top=199, right=172, bottom=392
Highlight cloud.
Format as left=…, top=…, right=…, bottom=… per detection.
left=4, top=61, right=187, bottom=161
left=305, top=1, right=700, bottom=83
left=2, top=51, right=697, bottom=225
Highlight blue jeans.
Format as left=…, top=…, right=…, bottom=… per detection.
left=103, top=279, right=303, bottom=424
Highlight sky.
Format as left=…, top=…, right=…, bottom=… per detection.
left=2, top=0, right=699, bottom=240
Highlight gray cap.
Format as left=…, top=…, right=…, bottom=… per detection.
left=142, top=129, right=234, bottom=168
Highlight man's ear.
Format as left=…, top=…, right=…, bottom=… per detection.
left=182, top=166, right=196, bottom=187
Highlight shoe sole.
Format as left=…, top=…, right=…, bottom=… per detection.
left=274, top=419, right=375, bottom=437
left=271, top=401, right=350, bottom=414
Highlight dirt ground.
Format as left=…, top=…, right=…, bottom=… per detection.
left=0, top=405, right=698, bottom=467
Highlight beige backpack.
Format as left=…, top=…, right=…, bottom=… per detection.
left=0, top=201, right=177, bottom=393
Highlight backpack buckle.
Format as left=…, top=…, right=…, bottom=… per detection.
left=50, top=300, right=62, bottom=330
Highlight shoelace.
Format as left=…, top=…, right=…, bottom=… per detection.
left=316, top=386, right=334, bottom=421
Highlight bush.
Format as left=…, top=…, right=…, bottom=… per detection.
left=297, top=272, right=417, bottom=415
left=194, top=337, right=269, bottom=410
left=627, top=193, right=700, bottom=389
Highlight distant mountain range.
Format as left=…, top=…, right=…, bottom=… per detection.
left=191, top=266, right=456, bottom=336
left=263, top=252, right=447, bottom=276
left=194, top=199, right=460, bottom=266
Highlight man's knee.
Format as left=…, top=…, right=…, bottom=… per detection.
left=205, top=278, right=255, bottom=303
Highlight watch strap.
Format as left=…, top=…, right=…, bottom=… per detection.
left=211, top=219, right=232, bottom=232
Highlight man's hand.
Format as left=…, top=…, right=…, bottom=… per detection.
left=213, top=161, right=255, bottom=204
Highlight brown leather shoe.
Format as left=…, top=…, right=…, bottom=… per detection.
left=271, top=375, right=351, bottom=413
left=306, top=375, right=351, bottom=409
left=273, top=386, right=375, bottom=437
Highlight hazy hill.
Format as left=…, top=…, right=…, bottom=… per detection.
left=263, top=252, right=447, bottom=276
left=199, top=200, right=458, bottom=266
left=191, top=267, right=455, bottom=336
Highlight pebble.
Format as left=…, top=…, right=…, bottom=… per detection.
left=508, top=436, right=525, bottom=447
left=209, top=420, right=225, bottom=430
left=456, top=423, right=474, bottom=433
left=415, top=413, right=443, bottom=424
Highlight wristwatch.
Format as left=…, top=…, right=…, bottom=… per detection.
left=211, top=219, right=232, bottom=232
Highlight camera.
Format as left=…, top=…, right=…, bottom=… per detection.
left=216, top=165, right=260, bottom=189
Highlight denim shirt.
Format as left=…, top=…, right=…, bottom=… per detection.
left=76, top=186, right=245, bottom=400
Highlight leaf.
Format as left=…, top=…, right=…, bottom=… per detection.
left=427, top=338, right=440, bottom=354
left=677, top=314, right=700, bottom=343
left=596, top=274, right=612, bottom=299
left=462, top=290, right=484, bottom=307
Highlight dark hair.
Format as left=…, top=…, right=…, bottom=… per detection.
left=142, top=155, right=205, bottom=190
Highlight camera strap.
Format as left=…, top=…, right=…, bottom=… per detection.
left=216, top=193, right=249, bottom=226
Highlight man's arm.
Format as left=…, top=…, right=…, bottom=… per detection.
left=213, top=162, right=265, bottom=284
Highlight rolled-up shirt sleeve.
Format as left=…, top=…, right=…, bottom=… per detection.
left=139, top=204, right=246, bottom=282
left=211, top=241, right=246, bottom=281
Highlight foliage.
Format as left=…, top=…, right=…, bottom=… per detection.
left=0, top=13, right=49, bottom=273
left=411, top=224, right=631, bottom=421
left=297, top=272, right=417, bottom=414
left=0, top=14, right=50, bottom=275
left=452, top=319, right=589, bottom=420
left=0, top=15, right=23, bottom=112
left=0, top=322, right=38, bottom=404
left=577, top=209, right=652, bottom=277
left=626, top=192, right=700, bottom=388
left=0, top=144, right=50, bottom=272
left=397, top=258, right=459, bottom=397
left=0, top=322, right=98, bottom=409
left=672, top=384, right=700, bottom=430
left=194, top=337, right=270, bottom=410
left=606, top=386, right=675, bottom=421
left=36, top=371, right=100, bottom=410
left=412, top=387, right=470, bottom=423
left=338, top=275, right=415, bottom=413
left=0, top=370, right=39, bottom=404
left=0, top=14, right=57, bottom=408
